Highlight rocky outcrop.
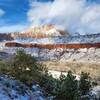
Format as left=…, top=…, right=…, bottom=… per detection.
left=0, top=33, right=100, bottom=62
left=11, top=24, right=69, bottom=39
left=26, top=24, right=69, bottom=36
left=2, top=45, right=100, bottom=62
left=11, top=31, right=69, bottom=39
left=11, top=33, right=56, bottom=39
left=0, top=24, right=69, bottom=41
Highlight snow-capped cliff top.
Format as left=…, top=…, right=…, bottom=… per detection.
left=26, top=24, right=69, bottom=36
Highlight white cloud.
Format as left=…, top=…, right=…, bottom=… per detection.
left=0, top=9, right=5, bottom=16
left=28, top=0, right=100, bottom=34
left=0, top=24, right=28, bottom=33
left=27, top=1, right=52, bottom=25
left=79, top=5, right=100, bottom=34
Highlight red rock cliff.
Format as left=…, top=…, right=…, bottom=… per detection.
left=5, top=42, right=100, bottom=49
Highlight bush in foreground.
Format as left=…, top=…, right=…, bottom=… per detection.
left=79, top=72, right=91, bottom=95
left=0, top=50, right=48, bottom=86
left=42, top=71, right=92, bottom=100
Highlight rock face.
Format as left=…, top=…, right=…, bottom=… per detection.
left=26, top=24, right=69, bottom=36
left=11, top=24, right=69, bottom=39
left=0, top=31, right=100, bottom=62
left=3, top=33, right=100, bottom=62
left=1, top=47, right=100, bottom=62
left=5, top=42, right=100, bottom=49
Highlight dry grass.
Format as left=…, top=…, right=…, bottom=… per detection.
left=43, top=61, right=100, bottom=84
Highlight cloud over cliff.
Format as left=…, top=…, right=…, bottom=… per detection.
left=28, top=0, right=100, bottom=34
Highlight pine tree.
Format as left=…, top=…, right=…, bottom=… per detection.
left=79, top=72, right=91, bottom=95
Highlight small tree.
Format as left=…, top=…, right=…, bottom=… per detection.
left=54, top=71, right=79, bottom=100
left=79, top=72, right=91, bottom=95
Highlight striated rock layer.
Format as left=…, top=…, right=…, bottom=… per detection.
left=0, top=33, right=100, bottom=62
left=5, top=42, right=100, bottom=49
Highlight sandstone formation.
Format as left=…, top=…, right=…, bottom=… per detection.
left=5, top=42, right=100, bottom=49
left=11, top=24, right=69, bottom=39
left=0, top=25, right=100, bottom=62
left=26, top=24, right=69, bottom=36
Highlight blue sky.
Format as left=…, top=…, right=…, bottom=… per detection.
left=0, top=0, right=100, bottom=33
left=0, top=0, right=53, bottom=26
left=0, top=0, right=29, bottom=25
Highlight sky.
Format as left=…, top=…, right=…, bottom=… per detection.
left=0, top=0, right=100, bottom=34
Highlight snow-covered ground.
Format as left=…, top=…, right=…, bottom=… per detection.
left=0, top=34, right=100, bottom=44
left=1, top=47, right=99, bottom=62
left=12, top=34, right=100, bottom=44
left=0, top=74, right=99, bottom=100
left=0, top=75, right=46, bottom=100
left=49, top=70, right=80, bottom=80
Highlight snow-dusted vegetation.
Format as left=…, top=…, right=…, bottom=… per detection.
left=0, top=50, right=99, bottom=100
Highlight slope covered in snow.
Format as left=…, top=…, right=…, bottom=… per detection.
left=0, top=75, right=46, bottom=100
left=13, top=34, right=100, bottom=44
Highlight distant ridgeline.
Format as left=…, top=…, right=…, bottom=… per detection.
left=3, top=33, right=100, bottom=49
left=0, top=32, right=100, bottom=62
left=0, top=33, right=100, bottom=49
left=0, top=33, right=14, bottom=42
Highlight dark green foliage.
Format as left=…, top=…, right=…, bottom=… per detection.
left=55, top=71, right=79, bottom=100
left=79, top=72, right=91, bottom=95
left=0, top=50, right=48, bottom=86
left=11, top=50, right=48, bottom=86
left=0, top=61, right=12, bottom=75
left=41, top=71, right=92, bottom=100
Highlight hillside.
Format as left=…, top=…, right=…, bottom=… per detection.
left=0, top=27, right=100, bottom=99
left=0, top=33, right=99, bottom=62
left=0, top=25, right=100, bottom=79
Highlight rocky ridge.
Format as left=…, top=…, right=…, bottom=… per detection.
left=0, top=47, right=99, bottom=63
left=0, top=33, right=100, bottom=62
left=0, top=24, right=100, bottom=62
left=11, top=24, right=69, bottom=39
